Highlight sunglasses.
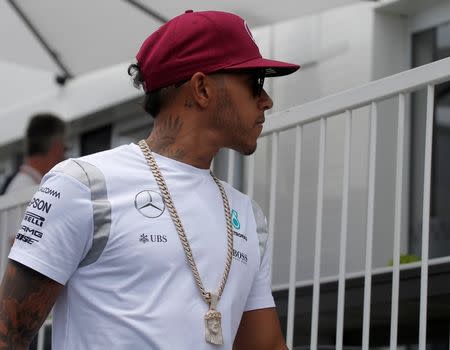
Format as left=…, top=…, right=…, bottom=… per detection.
left=249, top=69, right=266, bottom=97
left=228, top=69, right=266, bottom=97
left=174, top=69, right=266, bottom=97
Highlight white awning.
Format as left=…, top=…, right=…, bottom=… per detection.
left=0, top=0, right=365, bottom=146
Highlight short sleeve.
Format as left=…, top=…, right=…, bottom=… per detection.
left=244, top=200, right=275, bottom=311
left=8, top=160, right=94, bottom=285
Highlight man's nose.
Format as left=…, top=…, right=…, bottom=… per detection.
left=259, top=89, right=273, bottom=111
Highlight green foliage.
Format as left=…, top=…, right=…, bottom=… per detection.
left=388, top=254, right=421, bottom=266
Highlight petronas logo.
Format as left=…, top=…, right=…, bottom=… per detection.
left=231, top=209, right=241, bottom=230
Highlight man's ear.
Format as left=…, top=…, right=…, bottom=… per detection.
left=189, top=72, right=216, bottom=108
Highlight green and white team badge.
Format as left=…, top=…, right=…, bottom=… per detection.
left=231, top=209, right=240, bottom=230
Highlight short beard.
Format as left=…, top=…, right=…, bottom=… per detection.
left=241, top=143, right=257, bottom=155
left=214, top=86, right=257, bottom=155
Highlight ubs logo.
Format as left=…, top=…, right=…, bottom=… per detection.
left=134, top=190, right=165, bottom=218
left=139, top=233, right=167, bottom=244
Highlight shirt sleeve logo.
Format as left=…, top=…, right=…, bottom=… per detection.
left=39, top=187, right=61, bottom=199
left=24, top=211, right=45, bottom=227
left=134, top=190, right=165, bottom=218
left=28, top=198, right=52, bottom=214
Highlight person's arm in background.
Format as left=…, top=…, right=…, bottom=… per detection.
left=233, top=307, right=288, bottom=350
left=0, top=260, right=63, bottom=350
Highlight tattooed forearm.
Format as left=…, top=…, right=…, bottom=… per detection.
left=0, top=260, right=62, bottom=349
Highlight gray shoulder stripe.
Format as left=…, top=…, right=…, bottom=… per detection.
left=251, top=199, right=269, bottom=266
left=55, top=159, right=111, bottom=268
left=73, top=160, right=111, bottom=268
left=52, top=159, right=90, bottom=188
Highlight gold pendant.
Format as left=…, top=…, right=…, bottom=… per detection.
left=205, top=293, right=223, bottom=345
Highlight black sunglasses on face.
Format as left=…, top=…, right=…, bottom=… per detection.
left=174, top=69, right=266, bottom=96
left=251, top=70, right=266, bottom=97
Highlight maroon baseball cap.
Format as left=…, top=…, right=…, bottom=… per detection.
left=136, top=10, right=300, bottom=92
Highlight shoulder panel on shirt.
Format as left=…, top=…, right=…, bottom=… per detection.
left=53, top=159, right=111, bottom=267
left=251, top=199, right=269, bottom=266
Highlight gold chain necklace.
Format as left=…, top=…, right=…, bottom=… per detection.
left=138, top=140, right=234, bottom=345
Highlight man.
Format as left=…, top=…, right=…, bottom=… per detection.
left=0, top=10, right=299, bottom=349
left=1, top=113, right=66, bottom=194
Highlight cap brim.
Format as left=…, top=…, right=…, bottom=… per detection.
left=223, top=57, right=300, bottom=77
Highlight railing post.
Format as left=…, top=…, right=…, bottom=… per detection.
left=418, top=84, right=435, bottom=350
left=0, top=210, right=9, bottom=278
left=310, top=117, right=327, bottom=350
left=362, top=102, right=377, bottom=350
left=389, top=92, right=406, bottom=350
left=286, top=125, right=302, bottom=349
left=268, top=132, right=279, bottom=280
left=245, top=155, right=255, bottom=200
left=227, top=150, right=235, bottom=187
left=336, top=110, right=352, bottom=350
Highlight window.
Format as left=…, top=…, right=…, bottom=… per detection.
left=80, top=125, right=112, bottom=156
left=410, top=21, right=450, bottom=258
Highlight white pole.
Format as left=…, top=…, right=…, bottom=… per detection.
left=336, top=110, right=352, bottom=350
left=310, top=117, right=327, bottom=350
left=0, top=210, right=9, bottom=278
left=389, top=93, right=406, bottom=350
left=418, top=85, right=435, bottom=349
left=227, top=150, right=235, bottom=187
left=268, top=132, right=279, bottom=280
left=286, top=125, right=302, bottom=348
left=362, top=102, right=377, bottom=350
left=245, top=155, right=255, bottom=199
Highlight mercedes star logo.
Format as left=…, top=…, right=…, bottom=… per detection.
left=134, top=190, right=165, bottom=218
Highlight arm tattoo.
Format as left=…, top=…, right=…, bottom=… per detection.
left=0, top=260, right=62, bottom=350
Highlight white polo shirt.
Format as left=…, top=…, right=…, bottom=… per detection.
left=4, top=164, right=42, bottom=194
left=9, top=143, right=274, bottom=350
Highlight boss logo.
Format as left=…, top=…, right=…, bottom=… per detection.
left=233, top=249, right=248, bottom=264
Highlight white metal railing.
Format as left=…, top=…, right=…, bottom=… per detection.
left=225, top=57, right=450, bottom=349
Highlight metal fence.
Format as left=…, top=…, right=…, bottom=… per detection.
left=224, top=57, right=450, bottom=349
